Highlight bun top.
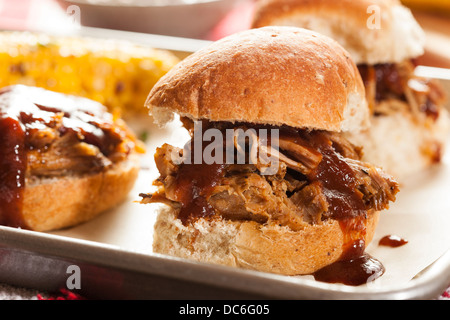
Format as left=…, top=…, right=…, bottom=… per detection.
left=146, top=26, right=369, bottom=132
left=252, top=0, right=426, bottom=65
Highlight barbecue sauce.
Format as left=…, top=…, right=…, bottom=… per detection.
left=285, top=130, right=367, bottom=220
left=313, top=244, right=385, bottom=286
left=379, top=235, right=408, bottom=247
left=160, top=123, right=392, bottom=285
left=172, top=127, right=227, bottom=225
left=174, top=160, right=226, bottom=225
left=358, top=63, right=405, bottom=103
left=0, top=85, right=131, bottom=229
left=0, top=116, right=27, bottom=228
left=301, top=131, right=385, bottom=286
left=357, top=62, right=443, bottom=121
left=313, top=218, right=385, bottom=286
left=313, top=149, right=366, bottom=219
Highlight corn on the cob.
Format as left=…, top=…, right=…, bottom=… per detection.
left=0, top=31, right=180, bottom=117
left=401, top=0, right=450, bottom=15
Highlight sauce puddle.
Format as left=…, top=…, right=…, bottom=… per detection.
left=313, top=238, right=385, bottom=286
left=379, top=235, right=408, bottom=247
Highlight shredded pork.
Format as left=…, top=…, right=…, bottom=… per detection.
left=141, top=123, right=399, bottom=229
left=357, top=60, right=446, bottom=121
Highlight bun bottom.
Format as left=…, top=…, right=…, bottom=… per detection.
left=345, top=108, right=450, bottom=182
left=153, top=206, right=380, bottom=276
left=23, top=154, right=140, bottom=232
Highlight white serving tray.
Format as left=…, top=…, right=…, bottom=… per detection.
left=0, top=27, right=449, bottom=300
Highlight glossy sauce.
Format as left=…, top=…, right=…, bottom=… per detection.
left=357, top=63, right=405, bottom=102
left=168, top=124, right=386, bottom=284
left=313, top=247, right=385, bottom=286
left=174, top=162, right=226, bottom=225
left=357, top=63, right=441, bottom=121
left=313, top=149, right=366, bottom=219
left=304, top=132, right=384, bottom=285
left=175, top=126, right=368, bottom=225
left=379, top=235, right=408, bottom=248
left=0, top=85, right=123, bottom=229
left=173, top=136, right=227, bottom=225
left=297, top=131, right=366, bottom=220
left=0, top=116, right=27, bottom=227
left=313, top=219, right=385, bottom=286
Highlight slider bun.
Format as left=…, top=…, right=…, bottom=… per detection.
left=252, top=0, right=426, bottom=64
left=345, top=107, right=450, bottom=181
left=153, top=206, right=379, bottom=275
left=23, top=154, right=140, bottom=232
left=146, top=26, right=369, bottom=133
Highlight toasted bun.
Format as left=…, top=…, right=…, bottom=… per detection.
left=346, top=107, right=450, bottom=182
left=146, top=26, right=369, bottom=133
left=22, top=154, right=140, bottom=232
left=153, top=205, right=379, bottom=275
left=252, top=0, right=426, bottom=64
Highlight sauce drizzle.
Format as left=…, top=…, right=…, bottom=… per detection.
left=0, top=85, right=129, bottom=229
left=0, top=116, right=27, bottom=227
left=158, top=122, right=392, bottom=285
left=173, top=134, right=227, bottom=225
left=313, top=219, right=385, bottom=286
left=313, top=248, right=385, bottom=286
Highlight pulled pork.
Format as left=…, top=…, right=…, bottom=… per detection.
left=1, top=86, right=144, bottom=179
left=141, top=122, right=399, bottom=230
left=357, top=60, right=446, bottom=121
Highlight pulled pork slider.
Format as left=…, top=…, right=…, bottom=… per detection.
left=252, top=0, right=449, bottom=181
left=0, top=85, right=142, bottom=232
left=141, top=27, right=399, bottom=279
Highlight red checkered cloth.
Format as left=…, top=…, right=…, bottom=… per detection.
left=30, top=286, right=450, bottom=300
left=439, top=287, right=450, bottom=300
left=37, top=289, right=85, bottom=300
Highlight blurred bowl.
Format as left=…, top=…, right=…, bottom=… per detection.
left=57, top=0, right=245, bottom=39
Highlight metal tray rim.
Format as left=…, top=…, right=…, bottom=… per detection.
left=1, top=225, right=449, bottom=300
